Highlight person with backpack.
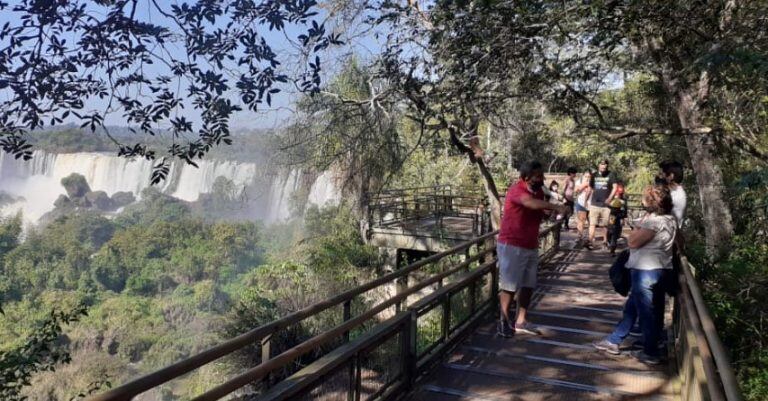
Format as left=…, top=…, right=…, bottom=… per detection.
left=606, top=180, right=628, bottom=256
left=593, top=185, right=677, bottom=365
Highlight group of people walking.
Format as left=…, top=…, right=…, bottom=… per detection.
left=496, top=159, right=687, bottom=365
left=552, top=160, right=628, bottom=255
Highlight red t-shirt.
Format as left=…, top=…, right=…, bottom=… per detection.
left=498, top=180, right=545, bottom=249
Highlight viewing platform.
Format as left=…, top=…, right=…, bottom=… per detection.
left=365, top=186, right=491, bottom=267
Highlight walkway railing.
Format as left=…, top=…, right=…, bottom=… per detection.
left=366, top=186, right=490, bottom=236
left=251, top=223, right=562, bottom=401
left=673, top=255, right=743, bottom=401
left=87, top=223, right=561, bottom=401
left=86, top=214, right=743, bottom=401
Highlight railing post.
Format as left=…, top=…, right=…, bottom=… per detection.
left=343, top=300, right=352, bottom=343
left=489, top=240, right=499, bottom=311
left=469, top=280, right=477, bottom=315
left=464, top=247, right=471, bottom=271
left=441, top=293, right=451, bottom=339
left=395, top=253, right=407, bottom=313
left=347, top=356, right=356, bottom=401
left=261, top=334, right=273, bottom=389
left=344, top=297, right=355, bottom=401
left=402, top=311, right=418, bottom=392
left=353, top=354, right=362, bottom=401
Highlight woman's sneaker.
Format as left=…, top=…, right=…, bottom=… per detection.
left=514, top=322, right=542, bottom=335
left=631, top=350, right=662, bottom=365
left=497, top=319, right=514, bottom=338
left=592, top=339, right=620, bottom=355
left=631, top=339, right=667, bottom=351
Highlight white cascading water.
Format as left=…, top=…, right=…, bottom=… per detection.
left=307, top=170, right=341, bottom=208
left=265, top=169, right=302, bottom=222
left=0, top=151, right=340, bottom=225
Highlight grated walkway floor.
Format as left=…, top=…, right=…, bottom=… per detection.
left=406, top=231, right=677, bottom=401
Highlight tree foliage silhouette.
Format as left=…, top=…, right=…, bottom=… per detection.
left=0, top=0, right=341, bottom=183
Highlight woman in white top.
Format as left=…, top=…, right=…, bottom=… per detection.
left=593, top=185, right=677, bottom=365
left=573, top=170, right=593, bottom=242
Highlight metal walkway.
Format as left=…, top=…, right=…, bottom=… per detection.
left=408, top=237, right=676, bottom=401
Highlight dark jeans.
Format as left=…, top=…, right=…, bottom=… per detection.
left=607, top=269, right=667, bottom=357
left=607, top=214, right=623, bottom=251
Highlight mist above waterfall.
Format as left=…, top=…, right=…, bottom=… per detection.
left=0, top=149, right=341, bottom=226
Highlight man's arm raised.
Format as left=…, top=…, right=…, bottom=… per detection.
left=520, top=196, right=568, bottom=214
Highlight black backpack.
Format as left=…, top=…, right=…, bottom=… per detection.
left=609, top=250, right=631, bottom=296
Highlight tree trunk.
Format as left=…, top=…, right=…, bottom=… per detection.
left=448, top=125, right=503, bottom=230
left=477, top=158, right=503, bottom=231
left=674, top=92, right=734, bottom=259
left=684, top=135, right=734, bottom=259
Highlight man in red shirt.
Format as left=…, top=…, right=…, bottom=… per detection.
left=498, top=161, right=567, bottom=337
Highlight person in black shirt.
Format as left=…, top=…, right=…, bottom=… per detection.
left=587, top=160, right=618, bottom=249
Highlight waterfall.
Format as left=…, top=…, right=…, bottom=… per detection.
left=171, top=160, right=259, bottom=202
left=307, top=170, right=341, bottom=208
left=265, top=169, right=302, bottom=222
left=0, top=151, right=341, bottom=225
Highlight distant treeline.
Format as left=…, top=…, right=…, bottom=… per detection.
left=27, top=126, right=279, bottom=163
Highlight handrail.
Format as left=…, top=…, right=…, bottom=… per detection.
left=678, top=255, right=743, bottom=401
left=87, top=230, right=500, bottom=401
left=249, top=220, right=561, bottom=401
left=193, top=259, right=498, bottom=401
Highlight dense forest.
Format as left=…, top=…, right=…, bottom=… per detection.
left=0, top=1, right=767, bottom=400
left=0, top=178, right=380, bottom=400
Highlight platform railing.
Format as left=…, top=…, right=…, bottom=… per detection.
left=87, top=222, right=561, bottom=401
left=252, top=222, right=562, bottom=401
left=90, top=219, right=549, bottom=401
left=672, top=255, right=743, bottom=401
left=366, top=186, right=489, bottom=235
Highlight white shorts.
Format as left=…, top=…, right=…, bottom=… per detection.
left=497, top=242, right=539, bottom=292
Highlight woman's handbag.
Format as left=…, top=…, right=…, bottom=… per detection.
left=609, top=249, right=631, bottom=296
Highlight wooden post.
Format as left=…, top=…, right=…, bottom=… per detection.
left=343, top=300, right=352, bottom=343
left=490, top=248, right=499, bottom=311
left=395, top=250, right=407, bottom=313
left=469, top=281, right=477, bottom=315
left=464, top=247, right=471, bottom=272
left=353, top=354, right=362, bottom=401
left=441, top=293, right=451, bottom=339
left=261, top=334, right=273, bottom=389
left=402, top=311, right=417, bottom=392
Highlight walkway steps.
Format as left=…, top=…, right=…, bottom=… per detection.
left=405, top=232, right=676, bottom=401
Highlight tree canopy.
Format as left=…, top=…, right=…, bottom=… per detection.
left=361, top=0, right=768, bottom=255
left=0, top=0, right=341, bottom=183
